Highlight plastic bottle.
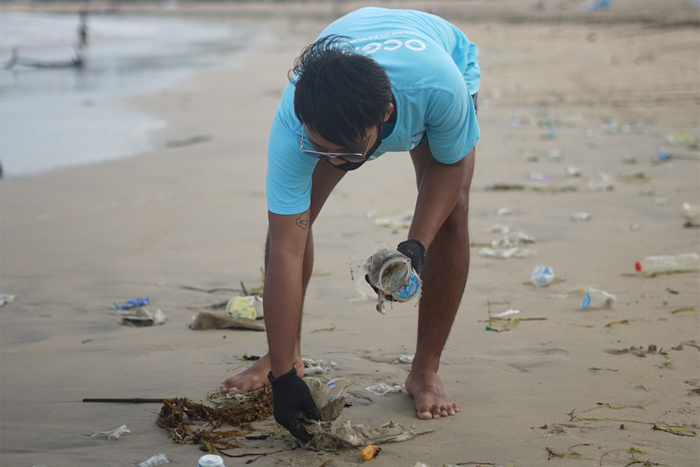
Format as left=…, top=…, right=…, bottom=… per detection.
left=582, top=288, right=616, bottom=309
left=198, top=454, right=225, bottom=467
left=635, top=253, right=700, bottom=275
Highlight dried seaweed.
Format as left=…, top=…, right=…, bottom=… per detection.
left=155, top=387, right=274, bottom=452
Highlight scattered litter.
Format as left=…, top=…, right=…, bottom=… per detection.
left=530, top=265, right=555, bottom=287
left=529, top=172, right=552, bottom=181
left=112, top=297, right=149, bottom=310
left=366, top=383, right=404, bottom=396
left=530, top=184, right=578, bottom=194
left=0, top=294, right=15, bottom=306
left=90, top=425, right=131, bottom=440
left=486, top=182, right=525, bottom=191
left=617, top=222, right=641, bottom=233
left=165, top=134, right=212, bottom=148
left=582, top=288, right=616, bottom=309
left=137, top=453, right=170, bottom=467
left=496, top=207, right=516, bottom=217
left=492, top=309, right=520, bottom=318
left=588, top=172, right=615, bottom=192
left=360, top=444, right=381, bottom=461
left=683, top=202, right=700, bottom=220
left=563, top=165, right=581, bottom=177
left=189, top=311, right=265, bottom=331
left=312, top=324, right=337, bottom=333
left=397, top=353, right=415, bottom=364
left=491, top=231, right=536, bottom=248
left=618, top=171, right=651, bottom=182
left=478, top=247, right=536, bottom=259
left=666, top=130, right=696, bottom=146
left=367, top=210, right=413, bottom=229
left=485, top=223, right=510, bottom=234
left=655, top=147, right=670, bottom=163
left=571, top=212, right=591, bottom=222
left=635, top=253, right=700, bottom=275
left=654, top=197, right=669, bottom=205
left=303, top=358, right=338, bottom=375
left=121, top=308, right=166, bottom=327
left=302, top=378, right=431, bottom=451
left=226, top=295, right=263, bottom=320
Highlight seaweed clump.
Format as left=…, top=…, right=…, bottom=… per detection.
left=156, top=386, right=273, bottom=451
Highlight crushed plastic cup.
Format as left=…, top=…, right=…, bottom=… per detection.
left=582, top=288, right=616, bottom=309
left=137, top=453, right=170, bottom=467
left=530, top=265, right=555, bottom=287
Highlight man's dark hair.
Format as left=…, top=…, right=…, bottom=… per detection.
left=289, top=35, right=392, bottom=150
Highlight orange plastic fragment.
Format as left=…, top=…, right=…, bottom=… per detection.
left=360, top=444, right=380, bottom=461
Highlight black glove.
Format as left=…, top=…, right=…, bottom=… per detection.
left=397, top=239, right=426, bottom=275
left=267, top=366, right=321, bottom=442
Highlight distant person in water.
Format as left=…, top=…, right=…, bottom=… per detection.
left=78, top=11, right=88, bottom=48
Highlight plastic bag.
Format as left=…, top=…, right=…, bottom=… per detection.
left=137, top=453, right=170, bottom=467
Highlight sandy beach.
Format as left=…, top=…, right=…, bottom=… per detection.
left=1, top=1, right=699, bottom=466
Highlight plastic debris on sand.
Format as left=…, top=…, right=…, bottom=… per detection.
left=301, top=378, right=430, bottom=451
left=303, top=358, right=338, bottom=375
left=478, top=247, right=537, bottom=259
left=90, top=425, right=131, bottom=440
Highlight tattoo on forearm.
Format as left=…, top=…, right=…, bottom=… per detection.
left=295, top=212, right=310, bottom=230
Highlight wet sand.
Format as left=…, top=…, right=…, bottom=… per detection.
left=1, top=1, right=699, bottom=466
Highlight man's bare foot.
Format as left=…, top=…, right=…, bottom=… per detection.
left=405, top=369, right=460, bottom=419
left=221, top=353, right=305, bottom=393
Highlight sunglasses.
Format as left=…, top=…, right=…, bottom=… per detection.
left=301, top=126, right=376, bottom=163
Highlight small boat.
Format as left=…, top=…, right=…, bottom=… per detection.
left=4, top=47, right=84, bottom=70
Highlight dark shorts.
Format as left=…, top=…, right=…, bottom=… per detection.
left=418, top=92, right=478, bottom=147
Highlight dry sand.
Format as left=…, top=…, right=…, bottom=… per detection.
left=1, top=1, right=699, bottom=466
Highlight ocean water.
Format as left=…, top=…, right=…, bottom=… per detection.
left=0, top=11, right=257, bottom=178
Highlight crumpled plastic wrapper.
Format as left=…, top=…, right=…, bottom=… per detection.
left=303, top=358, right=337, bottom=375
left=90, top=424, right=131, bottom=440
left=300, top=377, right=432, bottom=451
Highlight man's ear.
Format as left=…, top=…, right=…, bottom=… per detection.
left=383, top=102, right=394, bottom=123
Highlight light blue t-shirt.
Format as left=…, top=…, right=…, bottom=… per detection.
left=266, top=7, right=481, bottom=215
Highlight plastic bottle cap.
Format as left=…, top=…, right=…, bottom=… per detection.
left=634, top=262, right=642, bottom=271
